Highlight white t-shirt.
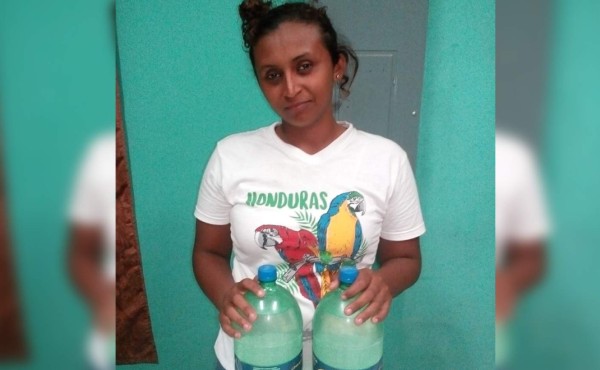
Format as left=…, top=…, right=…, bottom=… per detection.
left=69, top=132, right=116, bottom=370
left=495, top=131, right=550, bottom=265
left=70, top=132, right=116, bottom=281
left=195, top=122, right=425, bottom=369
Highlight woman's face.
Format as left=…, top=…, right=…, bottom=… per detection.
left=253, top=22, right=345, bottom=129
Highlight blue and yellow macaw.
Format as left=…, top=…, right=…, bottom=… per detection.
left=316, top=191, right=365, bottom=296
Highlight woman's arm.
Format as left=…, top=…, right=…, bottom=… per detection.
left=68, top=223, right=114, bottom=333
left=496, top=240, right=545, bottom=321
left=341, top=237, right=422, bottom=324
left=192, top=220, right=264, bottom=338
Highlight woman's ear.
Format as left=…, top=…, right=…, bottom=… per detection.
left=333, top=53, right=348, bottom=81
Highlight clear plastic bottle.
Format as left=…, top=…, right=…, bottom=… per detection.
left=312, top=265, right=384, bottom=369
left=234, top=264, right=303, bottom=369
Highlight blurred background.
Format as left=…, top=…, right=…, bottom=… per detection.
left=1, top=0, right=599, bottom=369
left=115, top=0, right=494, bottom=368
left=0, top=0, right=114, bottom=369
left=496, top=0, right=600, bottom=369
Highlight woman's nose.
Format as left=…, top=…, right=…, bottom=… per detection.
left=283, top=73, right=300, bottom=98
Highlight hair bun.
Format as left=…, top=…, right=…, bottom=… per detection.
left=239, top=0, right=272, bottom=49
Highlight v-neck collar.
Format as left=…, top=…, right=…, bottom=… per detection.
left=265, top=121, right=356, bottom=164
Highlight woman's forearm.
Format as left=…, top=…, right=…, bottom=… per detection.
left=193, top=249, right=237, bottom=311
left=377, top=255, right=421, bottom=298
left=376, top=237, right=422, bottom=298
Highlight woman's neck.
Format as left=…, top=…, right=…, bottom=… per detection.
left=276, top=118, right=347, bottom=155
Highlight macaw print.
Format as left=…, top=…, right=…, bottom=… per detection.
left=254, top=225, right=321, bottom=304
left=316, top=191, right=365, bottom=296
left=254, top=191, right=366, bottom=306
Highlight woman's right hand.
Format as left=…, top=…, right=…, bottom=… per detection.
left=219, top=278, right=265, bottom=338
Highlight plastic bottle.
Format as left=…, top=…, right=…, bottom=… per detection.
left=312, top=265, right=384, bottom=369
left=234, top=264, right=303, bottom=369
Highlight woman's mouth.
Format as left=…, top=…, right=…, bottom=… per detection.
left=284, top=100, right=311, bottom=114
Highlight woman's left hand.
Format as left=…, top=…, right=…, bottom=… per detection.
left=340, top=268, right=392, bottom=325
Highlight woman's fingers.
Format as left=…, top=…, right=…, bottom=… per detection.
left=341, top=270, right=371, bottom=300
left=219, top=312, right=240, bottom=338
left=225, top=301, right=252, bottom=329
left=239, top=278, right=265, bottom=298
left=341, top=269, right=392, bottom=325
left=344, top=284, right=376, bottom=316
left=219, top=278, right=262, bottom=338
left=354, top=287, right=391, bottom=324
left=232, top=290, right=257, bottom=322
left=372, top=296, right=391, bottom=323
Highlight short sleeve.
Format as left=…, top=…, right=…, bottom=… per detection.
left=69, top=136, right=114, bottom=226
left=380, top=152, right=426, bottom=241
left=508, top=147, right=550, bottom=242
left=194, top=146, right=231, bottom=225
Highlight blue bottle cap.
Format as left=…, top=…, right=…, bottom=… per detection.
left=258, top=264, right=277, bottom=283
left=339, top=265, right=359, bottom=284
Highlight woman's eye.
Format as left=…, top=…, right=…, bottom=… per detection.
left=265, top=71, right=281, bottom=81
left=298, top=62, right=312, bottom=73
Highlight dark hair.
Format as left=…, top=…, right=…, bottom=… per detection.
left=239, top=0, right=358, bottom=97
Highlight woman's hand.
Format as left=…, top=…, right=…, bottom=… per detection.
left=495, top=270, right=517, bottom=323
left=218, top=278, right=264, bottom=338
left=329, top=238, right=421, bottom=326
left=340, top=268, right=392, bottom=325
left=93, top=282, right=116, bottom=335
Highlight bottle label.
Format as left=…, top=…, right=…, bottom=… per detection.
left=235, top=352, right=302, bottom=370
left=313, top=355, right=383, bottom=370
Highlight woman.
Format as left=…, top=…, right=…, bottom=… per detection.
left=192, top=1, right=425, bottom=368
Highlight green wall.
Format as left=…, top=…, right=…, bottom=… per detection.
left=510, top=0, right=600, bottom=368
left=409, top=0, right=495, bottom=367
left=116, top=0, right=494, bottom=369
left=0, top=0, right=114, bottom=369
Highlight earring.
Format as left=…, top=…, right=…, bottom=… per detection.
left=336, top=74, right=341, bottom=80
